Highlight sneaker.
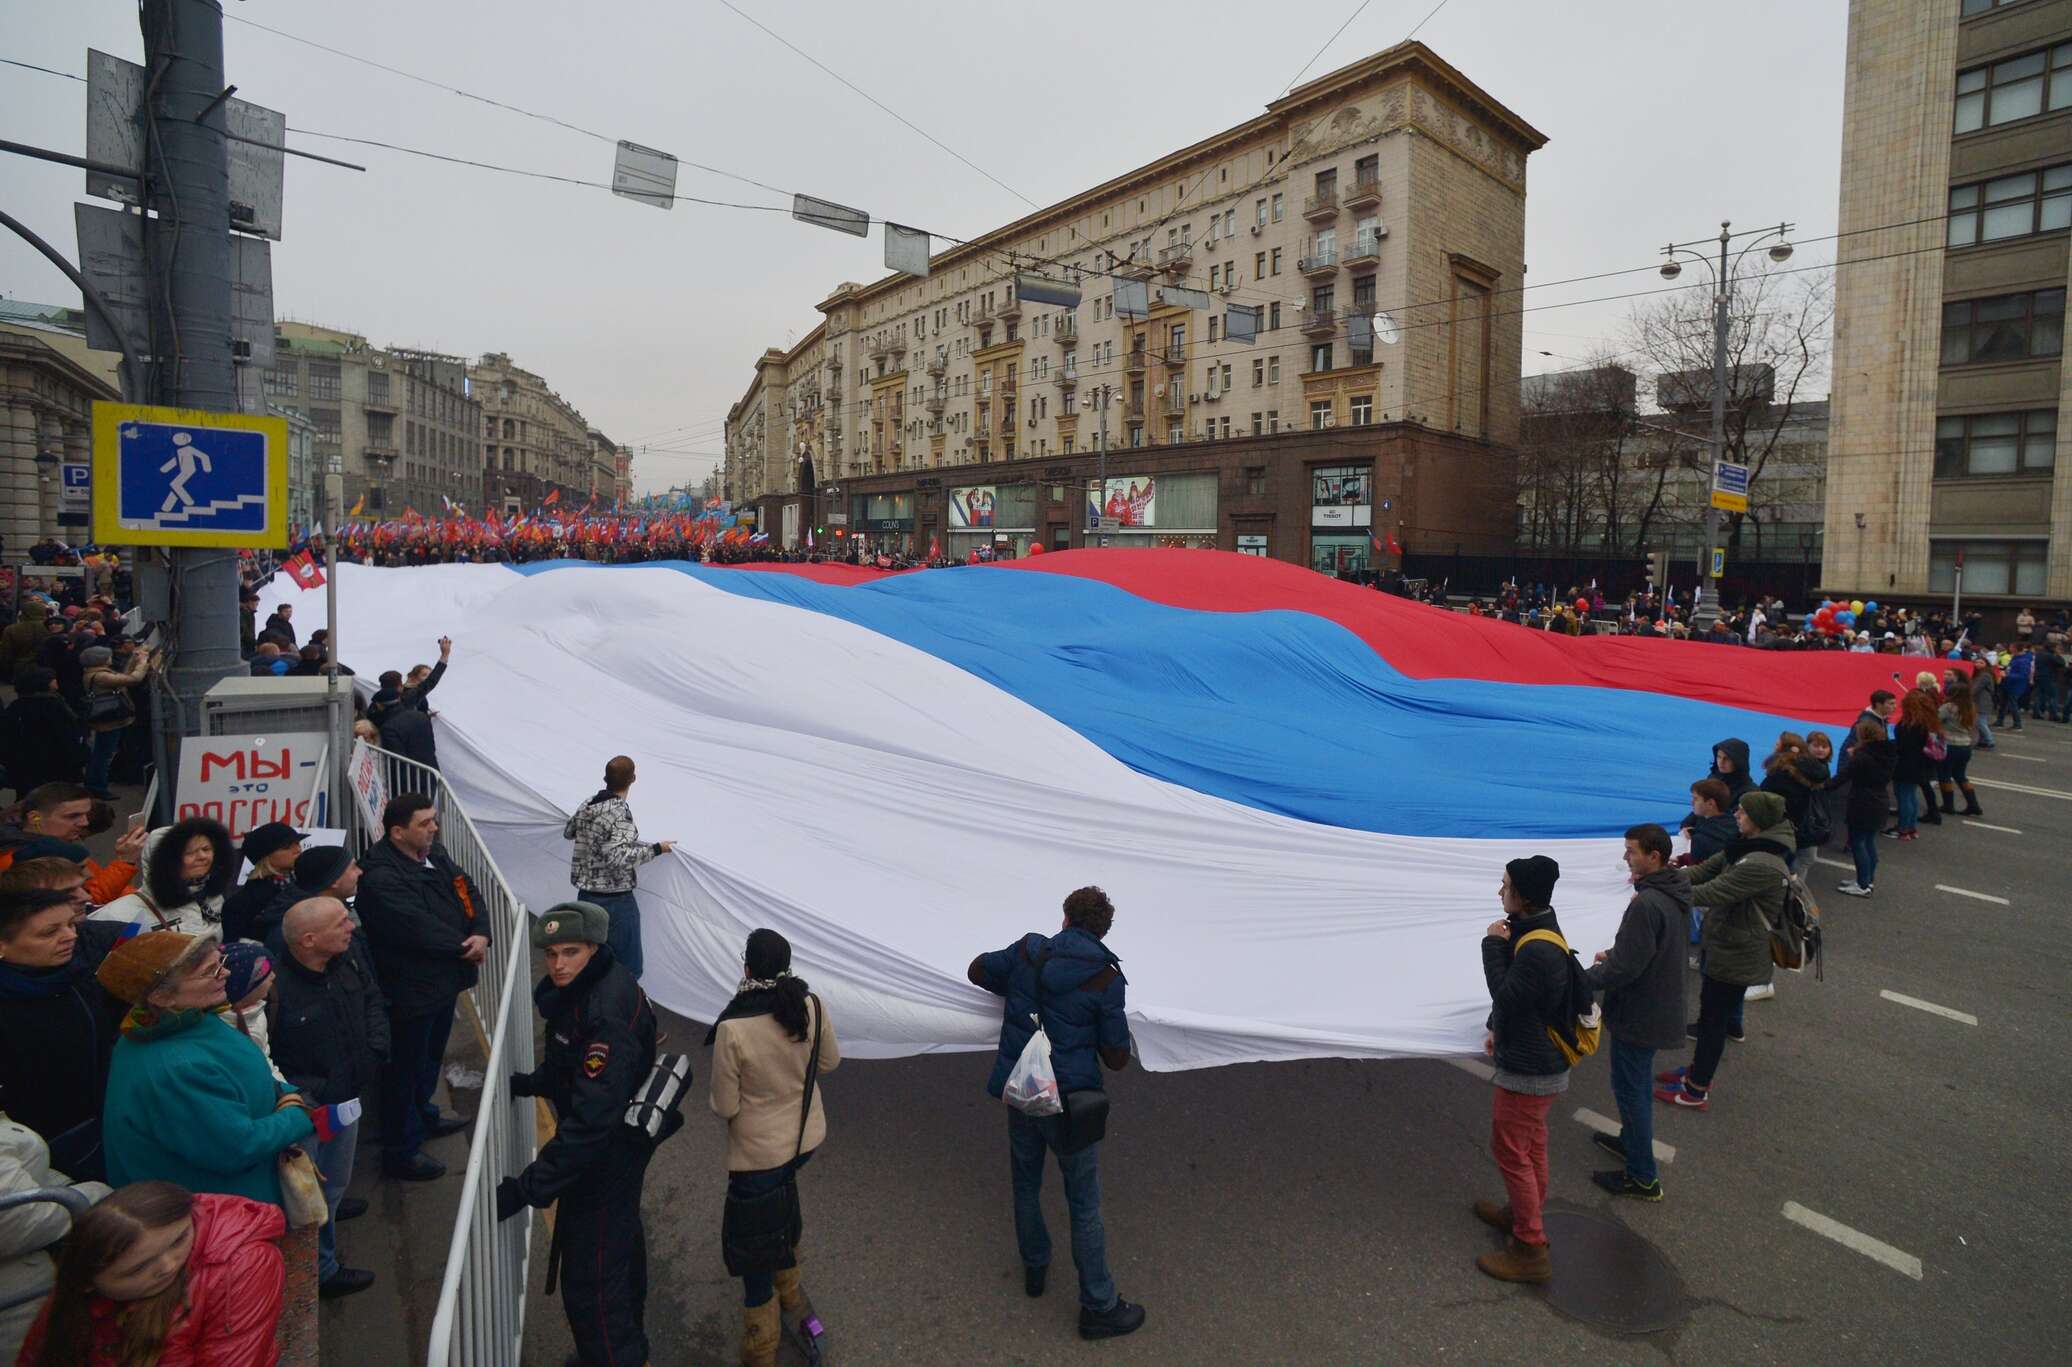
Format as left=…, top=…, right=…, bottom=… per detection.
left=1079, top=1297, right=1147, bottom=1341
left=1880, top=827, right=1902, bottom=839
left=1591, top=1169, right=1664, bottom=1201
left=1838, top=882, right=1873, bottom=898
left=1655, top=1065, right=1691, bottom=1086
left=1836, top=879, right=1863, bottom=894
left=1745, top=983, right=1776, bottom=1002
left=1591, top=1131, right=1627, bottom=1161
left=1654, top=1083, right=1709, bottom=1110
left=1685, top=1022, right=1699, bottom=1041
left=1727, top=1025, right=1747, bottom=1044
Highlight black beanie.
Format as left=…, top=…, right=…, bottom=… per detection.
left=1505, top=855, right=1560, bottom=908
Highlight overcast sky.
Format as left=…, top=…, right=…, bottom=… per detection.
left=2, top=0, right=1846, bottom=494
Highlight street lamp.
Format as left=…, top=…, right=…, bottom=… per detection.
left=1658, top=219, right=1794, bottom=626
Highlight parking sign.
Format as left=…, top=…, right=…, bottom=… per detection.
left=92, top=402, right=288, bottom=548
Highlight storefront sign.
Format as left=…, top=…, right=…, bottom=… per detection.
left=1311, top=505, right=1372, bottom=529
left=176, top=731, right=325, bottom=839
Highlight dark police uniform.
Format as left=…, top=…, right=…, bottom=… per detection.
left=502, top=942, right=659, bottom=1366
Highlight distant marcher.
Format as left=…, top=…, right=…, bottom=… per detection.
left=77, top=645, right=155, bottom=800
left=1833, top=717, right=1897, bottom=898
left=263, top=602, right=296, bottom=646
left=1937, top=676, right=1982, bottom=816
left=16, top=1181, right=287, bottom=1367
left=1472, top=856, right=1571, bottom=1283
left=1891, top=690, right=1943, bottom=838
left=1684, top=779, right=1738, bottom=864
left=708, top=928, right=839, bottom=1366
left=355, top=795, right=484, bottom=1180
left=218, top=822, right=306, bottom=944
left=969, top=889, right=1143, bottom=1338
left=1658, top=792, right=1793, bottom=1110
left=1583, top=826, right=1688, bottom=1201
left=501, top=902, right=666, bottom=1366
left=563, top=755, right=676, bottom=980
left=90, top=818, right=235, bottom=935
left=269, top=897, right=387, bottom=1299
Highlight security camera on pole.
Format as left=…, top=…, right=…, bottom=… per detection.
left=1657, top=221, right=1793, bottom=628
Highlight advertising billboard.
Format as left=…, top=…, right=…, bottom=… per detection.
left=949, top=486, right=997, bottom=529
left=1086, top=476, right=1155, bottom=529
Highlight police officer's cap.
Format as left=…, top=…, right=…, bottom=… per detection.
left=532, top=900, right=611, bottom=948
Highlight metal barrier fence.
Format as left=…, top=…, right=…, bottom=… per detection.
left=342, top=741, right=535, bottom=1367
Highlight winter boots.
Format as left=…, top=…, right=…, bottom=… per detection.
left=739, top=1300, right=779, bottom=1367
left=772, top=1248, right=826, bottom=1365
left=1961, top=784, right=1983, bottom=815
left=1939, top=782, right=1957, bottom=815
left=1473, top=1199, right=1512, bottom=1232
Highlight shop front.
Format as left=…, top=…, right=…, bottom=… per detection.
left=1307, top=462, right=1374, bottom=575
left=1081, top=469, right=1220, bottom=549
left=850, top=490, right=918, bottom=555
left=947, top=482, right=1038, bottom=558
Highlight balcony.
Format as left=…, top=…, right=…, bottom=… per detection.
left=1054, top=368, right=1078, bottom=389
left=925, top=393, right=945, bottom=414
left=1344, top=172, right=1382, bottom=209
left=1055, top=317, right=1077, bottom=345
left=1343, top=232, right=1381, bottom=266
left=1158, top=242, right=1194, bottom=273
left=826, top=350, right=843, bottom=375
left=868, top=335, right=894, bottom=359
left=1299, top=248, right=1339, bottom=277
left=1125, top=395, right=1146, bottom=419
left=1000, top=379, right=1018, bottom=402
left=1162, top=342, right=1186, bottom=367
left=1301, top=306, right=1338, bottom=336
left=925, top=352, right=947, bottom=377
left=997, top=295, right=1023, bottom=322
left=1162, top=391, right=1186, bottom=417
left=363, top=444, right=398, bottom=463
left=1124, top=347, right=1149, bottom=374
left=1303, top=187, right=1339, bottom=220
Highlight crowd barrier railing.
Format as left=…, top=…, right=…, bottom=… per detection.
left=343, top=741, right=536, bottom=1367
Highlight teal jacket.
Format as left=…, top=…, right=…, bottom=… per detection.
left=103, top=1008, right=315, bottom=1207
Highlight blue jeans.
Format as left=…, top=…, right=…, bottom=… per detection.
left=312, top=1119, right=359, bottom=1281
left=86, top=727, right=122, bottom=796
left=1007, top=1109, right=1115, bottom=1312
left=732, top=1150, right=812, bottom=1308
left=1607, top=1038, right=1658, bottom=1185
left=1895, top=782, right=1918, bottom=833
left=583, top=889, right=643, bottom=980
left=1848, top=829, right=1878, bottom=888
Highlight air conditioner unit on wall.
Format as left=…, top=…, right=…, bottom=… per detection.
left=1250, top=224, right=1262, bottom=235
left=1190, top=393, right=1202, bottom=404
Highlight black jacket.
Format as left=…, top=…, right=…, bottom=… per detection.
left=1481, top=907, right=1574, bottom=1079
left=1838, top=738, right=1897, bottom=833
left=509, top=948, right=657, bottom=1206
left=0, top=921, right=128, bottom=1178
left=221, top=872, right=293, bottom=946
left=1582, top=869, right=1690, bottom=1051
left=354, top=837, right=487, bottom=1016
left=378, top=705, right=439, bottom=771
left=1, top=692, right=85, bottom=792
left=265, top=926, right=391, bottom=1105
left=263, top=612, right=297, bottom=646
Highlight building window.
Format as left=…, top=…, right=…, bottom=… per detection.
left=1168, top=424, right=1185, bottom=444
left=1350, top=395, right=1374, bottom=426
left=1268, top=355, right=1281, bottom=384
left=1962, top=0, right=2025, bottom=12
left=1271, top=193, right=1284, bottom=222
left=1928, top=539, right=2048, bottom=595
left=1252, top=412, right=1264, bottom=435
left=1311, top=343, right=1333, bottom=373
left=1209, top=317, right=1221, bottom=342
left=1270, top=248, right=1284, bottom=275
left=1941, top=289, right=2064, bottom=364
left=1256, top=198, right=1267, bottom=226
left=262, top=364, right=297, bottom=397
left=1253, top=358, right=1265, bottom=387
left=308, top=361, right=341, bottom=400
left=1256, top=251, right=1268, bottom=279
left=1310, top=399, right=1334, bottom=430
left=1953, top=45, right=2072, bottom=134
left=1246, top=465, right=1267, bottom=493
left=1948, top=165, right=2072, bottom=246
left=1267, top=410, right=1280, bottom=433
left=1269, top=303, right=1282, bottom=331
left=1934, top=409, right=2056, bottom=476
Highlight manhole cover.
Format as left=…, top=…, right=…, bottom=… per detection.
left=1540, top=1208, right=1688, bottom=1334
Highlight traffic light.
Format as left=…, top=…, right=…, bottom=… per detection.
left=1646, top=550, right=1669, bottom=592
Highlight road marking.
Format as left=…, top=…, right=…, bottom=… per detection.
left=1972, top=777, right=2072, bottom=800
left=1781, top=1202, right=1923, bottom=1280
left=1995, top=753, right=2047, bottom=763
left=1812, top=854, right=1849, bottom=870
left=1446, top=1056, right=1495, bottom=1081
left=1879, top=989, right=1978, bottom=1026
left=1572, top=1107, right=1675, bottom=1164
left=1962, top=820, right=2022, bottom=834
left=1935, top=884, right=2010, bottom=905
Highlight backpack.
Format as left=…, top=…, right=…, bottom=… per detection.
left=1513, top=929, right=1602, bottom=1066
left=1763, top=871, right=1824, bottom=980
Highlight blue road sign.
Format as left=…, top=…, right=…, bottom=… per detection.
left=92, top=403, right=287, bottom=548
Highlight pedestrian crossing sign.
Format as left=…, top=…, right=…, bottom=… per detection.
left=92, top=402, right=288, bottom=548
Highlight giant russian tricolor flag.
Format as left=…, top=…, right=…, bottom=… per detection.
left=261, top=551, right=1888, bottom=1070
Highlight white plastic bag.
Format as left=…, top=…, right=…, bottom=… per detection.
left=1002, top=1015, right=1063, bottom=1116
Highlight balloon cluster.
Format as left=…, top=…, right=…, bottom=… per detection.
left=1809, top=597, right=1879, bottom=637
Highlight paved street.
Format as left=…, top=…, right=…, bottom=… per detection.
left=503, top=723, right=2072, bottom=1365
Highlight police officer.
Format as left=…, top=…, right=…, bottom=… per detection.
left=497, top=900, right=661, bottom=1366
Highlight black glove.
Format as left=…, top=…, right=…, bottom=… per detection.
left=508, top=1071, right=535, bottom=1099
left=495, top=1176, right=527, bottom=1222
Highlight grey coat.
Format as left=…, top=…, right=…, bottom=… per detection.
left=1688, top=821, right=1796, bottom=987
left=1583, top=867, right=1691, bottom=1050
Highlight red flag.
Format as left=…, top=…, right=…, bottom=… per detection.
left=543, top=489, right=560, bottom=506
left=1386, top=532, right=1403, bottom=556
left=284, top=551, right=325, bottom=589
left=929, top=535, right=940, bottom=559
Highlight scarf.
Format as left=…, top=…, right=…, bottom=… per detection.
left=0, top=955, right=90, bottom=1001
left=118, top=1003, right=212, bottom=1041
left=701, top=981, right=792, bottom=1047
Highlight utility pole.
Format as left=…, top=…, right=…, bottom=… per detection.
left=1094, top=384, right=1109, bottom=548
left=139, top=0, right=245, bottom=794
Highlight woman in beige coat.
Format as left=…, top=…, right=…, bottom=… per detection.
left=707, top=928, right=838, bottom=1367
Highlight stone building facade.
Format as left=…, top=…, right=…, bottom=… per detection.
left=1825, top=0, right=2072, bottom=608
left=266, top=323, right=481, bottom=518
left=0, top=314, right=115, bottom=552
left=727, top=42, right=1545, bottom=569
left=472, top=352, right=595, bottom=513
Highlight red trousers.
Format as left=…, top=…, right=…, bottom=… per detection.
left=1490, top=1087, right=1555, bottom=1246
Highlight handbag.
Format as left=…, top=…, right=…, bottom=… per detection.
left=720, top=995, right=821, bottom=1277
left=625, top=1051, right=693, bottom=1147
left=277, top=1145, right=329, bottom=1229
left=1035, top=950, right=1110, bottom=1156
left=83, top=676, right=134, bottom=727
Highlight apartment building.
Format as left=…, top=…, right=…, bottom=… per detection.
left=726, top=42, right=1545, bottom=569
left=266, top=323, right=481, bottom=519
left=1824, top=0, right=2072, bottom=611
left=473, top=352, right=596, bottom=513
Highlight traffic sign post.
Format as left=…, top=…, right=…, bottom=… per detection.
left=91, top=402, right=289, bottom=549
left=1709, top=460, right=1749, bottom=514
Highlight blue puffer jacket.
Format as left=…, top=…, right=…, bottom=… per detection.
left=975, top=927, right=1130, bottom=1097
